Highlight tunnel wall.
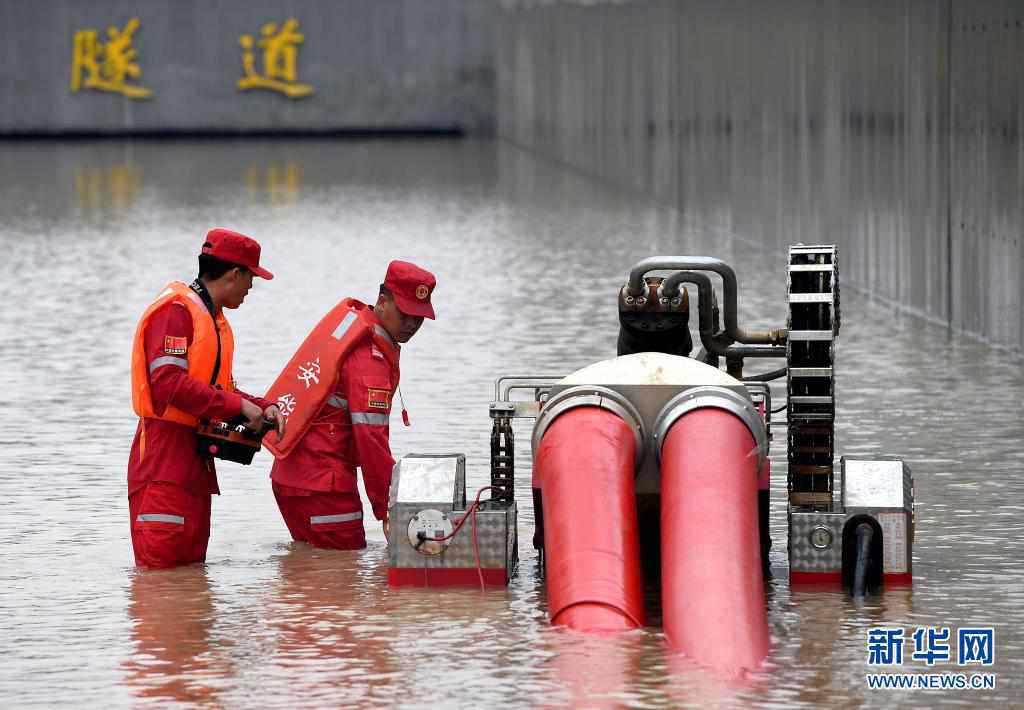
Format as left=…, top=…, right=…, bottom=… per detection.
left=0, top=1, right=495, bottom=135
left=497, top=0, right=1024, bottom=353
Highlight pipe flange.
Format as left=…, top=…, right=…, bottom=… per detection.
left=532, top=385, right=646, bottom=470
left=651, top=386, right=768, bottom=472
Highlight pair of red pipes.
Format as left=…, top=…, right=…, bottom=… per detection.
left=535, top=406, right=768, bottom=673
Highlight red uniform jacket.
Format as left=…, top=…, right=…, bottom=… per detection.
left=127, top=301, right=272, bottom=496
left=270, top=311, right=401, bottom=521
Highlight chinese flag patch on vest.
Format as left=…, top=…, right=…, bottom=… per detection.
left=164, top=336, right=188, bottom=355
left=368, top=388, right=390, bottom=410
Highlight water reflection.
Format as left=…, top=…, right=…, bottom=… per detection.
left=245, top=161, right=301, bottom=206
left=265, top=544, right=395, bottom=705
left=123, top=567, right=229, bottom=705
left=0, top=137, right=1020, bottom=707
left=74, top=164, right=142, bottom=212
left=660, top=653, right=768, bottom=709
left=542, top=632, right=642, bottom=708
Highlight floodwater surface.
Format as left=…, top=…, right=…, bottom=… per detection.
left=0, top=138, right=1021, bottom=708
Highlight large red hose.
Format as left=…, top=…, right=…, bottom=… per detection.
left=536, top=407, right=644, bottom=632
left=660, top=407, right=769, bottom=671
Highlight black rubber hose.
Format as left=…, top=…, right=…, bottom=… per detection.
left=851, top=523, right=875, bottom=598
left=744, top=366, right=788, bottom=382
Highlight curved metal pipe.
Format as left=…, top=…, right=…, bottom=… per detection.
left=658, top=271, right=719, bottom=355
left=656, top=271, right=786, bottom=360
left=660, top=268, right=710, bottom=304
left=494, top=376, right=567, bottom=400
left=627, top=256, right=784, bottom=345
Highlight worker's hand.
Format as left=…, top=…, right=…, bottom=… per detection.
left=382, top=514, right=390, bottom=541
left=263, top=404, right=286, bottom=441
left=240, top=398, right=264, bottom=430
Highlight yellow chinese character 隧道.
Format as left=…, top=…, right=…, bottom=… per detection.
left=237, top=19, right=314, bottom=98
left=70, top=18, right=152, bottom=99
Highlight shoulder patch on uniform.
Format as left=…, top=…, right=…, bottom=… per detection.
left=164, top=336, right=188, bottom=355
left=368, top=388, right=391, bottom=410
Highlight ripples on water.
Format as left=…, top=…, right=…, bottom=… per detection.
left=0, top=139, right=1021, bottom=707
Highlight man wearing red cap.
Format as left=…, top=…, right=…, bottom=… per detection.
left=267, top=260, right=436, bottom=549
left=127, top=228, right=286, bottom=568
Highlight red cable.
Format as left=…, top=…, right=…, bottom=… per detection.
left=472, top=499, right=483, bottom=591
left=420, top=486, right=493, bottom=591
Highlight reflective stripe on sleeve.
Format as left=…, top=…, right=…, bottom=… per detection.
left=350, top=412, right=389, bottom=426
left=310, top=512, right=362, bottom=525
left=136, top=513, right=185, bottom=525
left=325, top=395, right=348, bottom=410
left=332, top=312, right=357, bottom=340
left=148, top=356, right=188, bottom=373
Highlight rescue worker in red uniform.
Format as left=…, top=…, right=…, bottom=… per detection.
left=127, top=229, right=285, bottom=568
left=267, top=261, right=436, bottom=549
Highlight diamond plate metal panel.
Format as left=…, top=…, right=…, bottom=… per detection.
left=389, top=503, right=517, bottom=573
left=789, top=511, right=845, bottom=573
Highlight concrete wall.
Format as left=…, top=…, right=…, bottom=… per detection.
left=497, top=0, right=1024, bottom=354
left=0, top=0, right=495, bottom=134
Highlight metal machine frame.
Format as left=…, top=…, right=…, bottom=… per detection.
left=486, top=245, right=912, bottom=592
left=389, top=246, right=912, bottom=593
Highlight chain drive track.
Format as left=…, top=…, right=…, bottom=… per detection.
left=786, top=245, right=840, bottom=509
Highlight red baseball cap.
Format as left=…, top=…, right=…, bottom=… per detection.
left=201, top=228, right=274, bottom=280
left=383, top=260, right=436, bottom=319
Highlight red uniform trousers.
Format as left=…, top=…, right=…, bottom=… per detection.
left=129, top=480, right=212, bottom=568
left=272, top=482, right=366, bottom=549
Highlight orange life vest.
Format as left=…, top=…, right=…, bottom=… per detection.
left=130, top=281, right=235, bottom=427
left=263, top=298, right=381, bottom=459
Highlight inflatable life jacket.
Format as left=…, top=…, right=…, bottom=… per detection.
left=130, top=281, right=235, bottom=427
left=263, top=298, right=381, bottom=459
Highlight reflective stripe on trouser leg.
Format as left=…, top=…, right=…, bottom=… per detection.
left=311, top=511, right=363, bottom=525
left=136, top=513, right=185, bottom=524
left=270, top=486, right=366, bottom=550
left=129, top=482, right=210, bottom=568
